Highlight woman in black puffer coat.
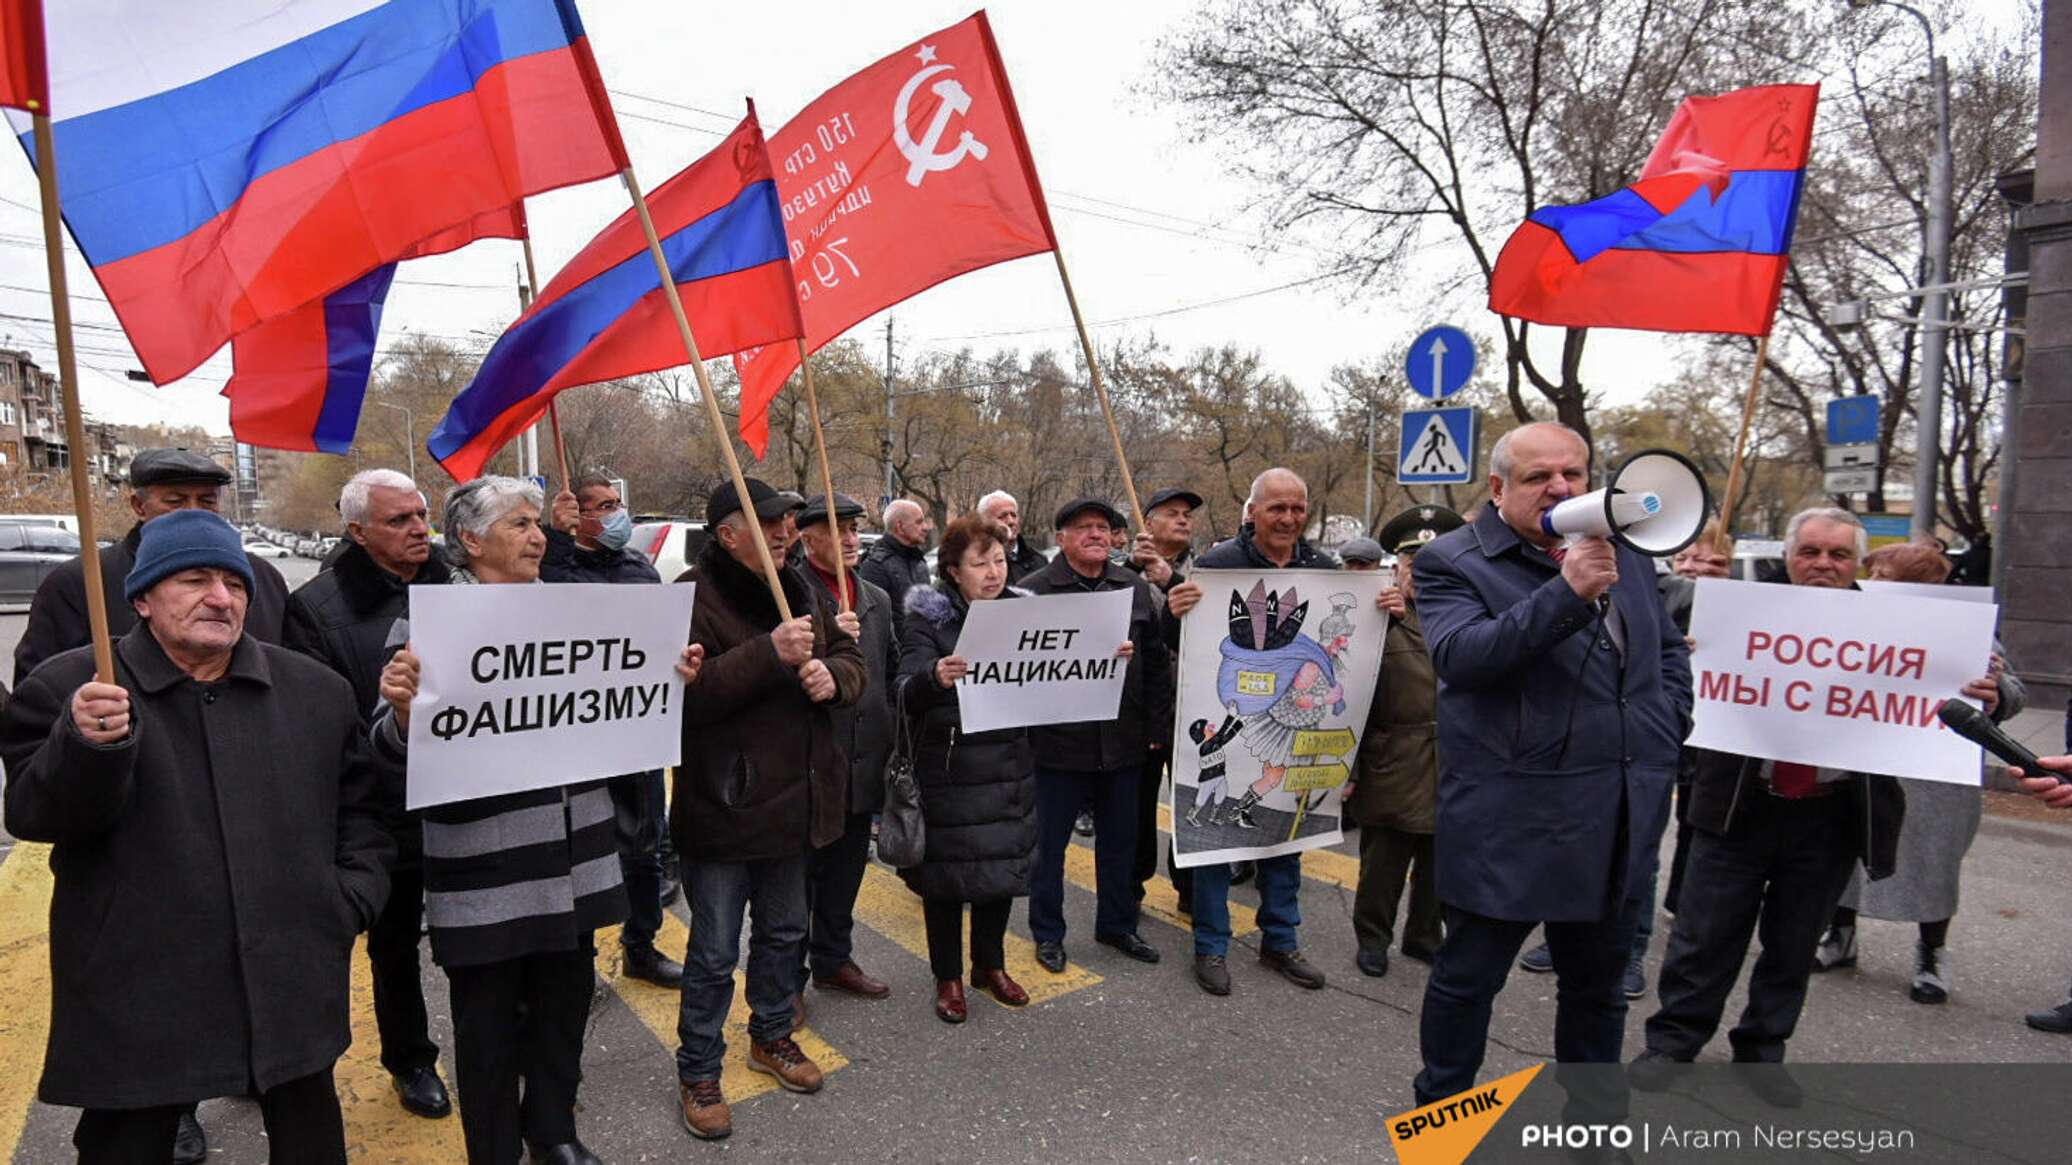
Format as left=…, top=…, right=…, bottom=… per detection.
left=896, top=514, right=1040, bottom=1024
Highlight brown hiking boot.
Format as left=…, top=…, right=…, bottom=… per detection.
left=678, top=1079, right=731, bottom=1140
left=747, top=1037, right=824, bottom=1094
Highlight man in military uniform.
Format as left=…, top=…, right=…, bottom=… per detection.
left=1343, top=507, right=1462, bottom=979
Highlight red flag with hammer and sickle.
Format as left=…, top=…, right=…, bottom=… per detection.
left=731, top=10, right=1057, bottom=456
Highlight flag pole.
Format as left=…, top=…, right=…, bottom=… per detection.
left=1051, top=249, right=1144, bottom=529
left=31, top=114, right=113, bottom=683
left=518, top=233, right=572, bottom=490
left=796, top=339, right=850, bottom=615
left=620, top=167, right=794, bottom=620
left=1717, top=332, right=1772, bottom=530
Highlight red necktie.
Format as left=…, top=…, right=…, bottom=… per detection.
left=1548, top=546, right=1567, bottom=565
left=1771, top=761, right=1818, bottom=798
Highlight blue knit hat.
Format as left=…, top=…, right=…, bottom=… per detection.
left=125, top=509, right=255, bottom=602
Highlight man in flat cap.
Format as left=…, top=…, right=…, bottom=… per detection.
left=1127, top=486, right=1203, bottom=909
left=1343, top=506, right=1462, bottom=978
left=1020, top=497, right=1173, bottom=974
left=790, top=491, right=897, bottom=1004
left=16, top=448, right=289, bottom=689
left=13, top=448, right=291, bottom=1161
left=674, top=477, right=861, bottom=1139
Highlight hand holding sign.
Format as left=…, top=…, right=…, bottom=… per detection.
left=1166, top=580, right=1203, bottom=618
left=935, top=654, right=970, bottom=687
left=382, top=646, right=421, bottom=731
left=1961, top=673, right=2000, bottom=716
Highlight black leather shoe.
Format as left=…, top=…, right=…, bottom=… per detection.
left=1356, top=948, right=1389, bottom=978
left=172, top=1111, right=207, bottom=1165
left=2026, top=999, right=2072, bottom=1033
left=527, top=1139, right=604, bottom=1165
left=1259, top=948, right=1325, bottom=989
left=1035, top=940, right=1068, bottom=973
left=1096, top=932, right=1161, bottom=964
left=393, top=1066, right=452, bottom=1118
left=1627, top=1047, right=1688, bottom=1092
left=1194, top=953, right=1231, bottom=996
left=623, top=943, right=685, bottom=988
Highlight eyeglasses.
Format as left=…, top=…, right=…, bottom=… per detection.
left=579, top=498, right=622, bottom=515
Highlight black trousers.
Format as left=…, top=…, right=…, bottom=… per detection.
left=1415, top=903, right=1637, bottom=1106
left=1645, top=792, right=1856, bottom=1063
left=446, top=945, right=595, bottom=1164
left=610, top=771, right=667, bottom=951
left=1354, top=826, right=1442, bottom=956
left=922, top=898, right=1012, bottom=980
left=73, top=1068, right=345, bottom=1165
left=368, top=862, right=439, bottom=1075
left=805, top=811, right=874, bottom=980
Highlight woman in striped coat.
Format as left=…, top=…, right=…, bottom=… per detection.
left=373, top=477, right=700, bottom=1165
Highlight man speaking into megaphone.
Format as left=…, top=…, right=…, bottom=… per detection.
left=1407, top=421, right=1696, bottom=1116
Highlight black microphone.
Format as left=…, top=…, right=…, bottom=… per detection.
left=1937, top=698, right=2058, bottom=784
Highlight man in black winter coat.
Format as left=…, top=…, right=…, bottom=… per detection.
left=858, top=498, right=933, bottom=631
left=283, top=468, right=454, bottom=1121
left=542, top=471, right=683, bottom=990
left=2, top=509, right=392, bottom=1165
left=1021, top=497, right=1173, bottom=975
left=15, top=448, right=289, bottom=686
left=790, top=492, right=898, bottom=1001
left=978, top=489, right=1050, bottom=582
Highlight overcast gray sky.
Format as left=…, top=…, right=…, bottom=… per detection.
left=0, top=1, right=1770, bottom=436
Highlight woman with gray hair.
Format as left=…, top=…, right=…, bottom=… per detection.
left=373, top=476, right=701, bottom=1165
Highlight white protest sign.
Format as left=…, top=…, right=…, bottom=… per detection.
left=1169, top=568, right=1389, bottom=867
left=405, top=582, right=697, bottom=808
left=1687, top=578, right=1998, bottom=785
left=1858, top=578, right=1995, bottom=605
left=949, top=589, right=1133, bottom=733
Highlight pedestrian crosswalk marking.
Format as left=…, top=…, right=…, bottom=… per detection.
left=336, top=934, right=465, bottom=1162
left=1156, top=803, right=1363, bottom=894
left=0, top=845, right=52, bottom=1164
left=848, top=864, right=1103, bottom=1006
left=1059, top=834, right=1259, bottom=939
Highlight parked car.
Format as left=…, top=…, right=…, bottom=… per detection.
left=242, top=540, right=290, bottom=560
left=632, top=519, right=709, bottom=583
left=0, top=520, right=81, bottom=603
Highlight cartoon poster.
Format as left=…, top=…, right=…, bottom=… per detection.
left=1170, top=568, right=1390, bottom=867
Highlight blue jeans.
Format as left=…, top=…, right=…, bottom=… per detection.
left=674, top=854, right=808, bottom=1082
left=1029, top=765, right=1140, bottom=944
left=1191, top=853, right=1301, bottom=956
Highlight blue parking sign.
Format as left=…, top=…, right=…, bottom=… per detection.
left=1398, top=406, right=1479, bottom=485
left=1826, top=396, right=1881, bottom=446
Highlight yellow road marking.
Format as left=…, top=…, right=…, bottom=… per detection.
left=337, top=935, right=466, bottom=1162
left=1058, top=836, right=1258, bottom=939
left=1157, top=802, right=1364, bottom=893
left=848, top=864, right=1102, bottom=1006
left=595, top=912, right=848, bottom=1104
left=0, top=844, right=52, bottom=1164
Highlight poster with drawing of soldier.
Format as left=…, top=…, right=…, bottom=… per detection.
left=1170, top=568, right=1390, bottom=867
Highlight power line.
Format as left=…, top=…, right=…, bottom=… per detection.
left=921, top=265, right=1362, bottom=343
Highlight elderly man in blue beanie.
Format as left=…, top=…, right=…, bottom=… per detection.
left=1, top=509, right=394, bottom=1165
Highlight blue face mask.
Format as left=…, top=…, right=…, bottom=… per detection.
left=597, top=507, right=633, bottom=552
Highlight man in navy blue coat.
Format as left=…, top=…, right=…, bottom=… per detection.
left=1410, top=422, right=1692, bottom=1106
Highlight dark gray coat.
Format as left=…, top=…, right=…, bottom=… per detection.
left=1413, top=503, right=1692, bottom=923
left=797, top=561, right=895, bottom=814
left=859, top=535, right=931, bottom=631
left=1, top=626, right=393, bottom=1109
left=895, top=584, right=1038, bottom=902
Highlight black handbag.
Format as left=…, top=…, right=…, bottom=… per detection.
left=876, top=679, right=927, bottom=868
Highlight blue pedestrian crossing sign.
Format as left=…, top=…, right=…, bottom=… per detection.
left=1826, top=396, right=1881, bottom=446
left=1398, top=406, right=1479, bottom=485
left=1405, top=325, right=1477, bottom=400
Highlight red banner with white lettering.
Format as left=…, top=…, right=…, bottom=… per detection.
left=731, top=10, right=1058, bottom=456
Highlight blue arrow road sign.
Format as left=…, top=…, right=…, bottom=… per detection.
left=1406, top=325, right=1477, bottom=400
left=1826, top=396, right=1881, bottom=446
left=1398, top=406, right=1479, bottom=485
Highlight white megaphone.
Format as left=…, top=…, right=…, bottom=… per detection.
left=1539, top=448, right=1712, bottom=556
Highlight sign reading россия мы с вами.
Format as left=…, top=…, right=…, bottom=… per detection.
left=1685, top=578, right=1998, bottom=784
left=404, top=582, right=697, bottom=809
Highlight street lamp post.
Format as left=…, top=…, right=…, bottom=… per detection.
left=376, top=400, right=417, bottom=483
left=1850, top=0, right=1954, bottom=540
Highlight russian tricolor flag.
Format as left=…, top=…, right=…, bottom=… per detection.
left=1489, top=84, right=1819, bottom=336
left=224, top=204, right=526, bottom=454
left=428, top=108, right=804, bottom=481
left=10, top=0, right=629, bottom=385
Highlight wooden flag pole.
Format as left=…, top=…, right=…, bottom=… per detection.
left=31, top=114, right=113, bottom=683
left=620, top=168, right=793, bottom=620
left=796, top=338, right=850, bottom=615
left=1717, top=333, right=1773, bottom=529
left=518, top=233, right=572, bottom=490
left=1051, top=249, right=1144, bottom=530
